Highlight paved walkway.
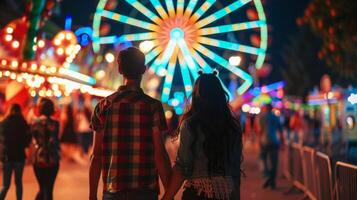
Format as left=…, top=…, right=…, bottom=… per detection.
left=1, top=146, right=304, bottom=199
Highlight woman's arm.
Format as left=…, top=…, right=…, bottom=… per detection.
left=162, top=165, right=186, bottom=200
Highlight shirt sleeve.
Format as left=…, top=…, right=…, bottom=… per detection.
left=152, top=102, right=168, bottom=133
left=175, top=120, right=194, bottom=177
left=90, top=100, right=106, bottom=132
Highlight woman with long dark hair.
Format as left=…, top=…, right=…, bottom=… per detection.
left=162, top=72, right=243, bottom=200
left=0, top=104, right=31, bottom=200
left=31, top=98, right=60, bottom=200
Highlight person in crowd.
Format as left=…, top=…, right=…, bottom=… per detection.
left=162, top=71, right=243, bottom=200
left=31, top=98, right=60, bottom=200
left=89, top=47, right=171, bottom=200
left=76, top=106, right=93, bottom=156
left=311, top=109, right=321, bottom=147
left=259, top=104, right=283, bottom=189
left=0, top=104, right=31, bottom=200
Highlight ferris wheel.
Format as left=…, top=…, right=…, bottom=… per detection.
left=92, top=0, right=268, bottom=102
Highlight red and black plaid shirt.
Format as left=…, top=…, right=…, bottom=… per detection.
left=90, top=85, right=167, bottom=192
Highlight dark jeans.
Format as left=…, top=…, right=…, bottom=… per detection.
left=102, top=188, right=157, bottom=200
left=0, top=162, right=25, bottom=200
left=183, top=187, right=240, bottom=200
left=77, top=132, right=92, bottom=153
left=33, top=164, right=59, bottom=200
left=262, top=144, right=279, bottom=188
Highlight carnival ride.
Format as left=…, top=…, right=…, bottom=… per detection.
left=92, top=0, right=268, bottom=102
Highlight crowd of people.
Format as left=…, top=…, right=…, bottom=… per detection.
left=0, top=46, right=349, bottom=200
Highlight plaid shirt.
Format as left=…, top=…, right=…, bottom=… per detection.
left=90, top=85, right=167, bottom=192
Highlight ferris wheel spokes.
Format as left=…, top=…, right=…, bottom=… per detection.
left=124, top=0, right=163, bottom=24
left=145, top=46, right=163, bottom=65
left=161, top=47, right=179, bottom=102
left=100, top=10, right=159, bottom=31
left=150, top=0, right=169, bottom=19
left=177, top=39, right=199, bottom=79
left=178, top=53, right=193, bottom=97
left=166, top=0, right=176, bottom=17
left=176, top=0, right=185, bottom=15
left=198, top=20, right=265, bottom=35
left=183, top=0, right=198, bottom=18
left=196, top=0, right=252, bottom=28
left=151, top=39, right=177, bottom=73
left=198, top=37, right=263, bottom=55
left=193, top=43, right=253, bottom=95
left=190, top=0, right=216, bottom=22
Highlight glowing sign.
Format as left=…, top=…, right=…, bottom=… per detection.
left=348, top=93, right=357, bottom=105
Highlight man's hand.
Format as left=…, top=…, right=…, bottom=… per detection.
left=89, top=131, right=103, bottom=200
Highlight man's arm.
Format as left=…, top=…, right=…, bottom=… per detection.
left=153, top=130, right=172, bottom=189
left=89, top=131, right=103, bottom=200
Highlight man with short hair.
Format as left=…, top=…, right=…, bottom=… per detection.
left=89, top=47, right=171, bottom=200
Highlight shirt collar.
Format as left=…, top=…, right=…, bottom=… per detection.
left=118, top=85, right=143, bottom=93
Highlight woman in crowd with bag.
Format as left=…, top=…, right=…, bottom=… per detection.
left=31, top=98, right=60, bottom=200
left=162, top=71, right=243, bottom=200
left=0, top=104, right=31, bottom=200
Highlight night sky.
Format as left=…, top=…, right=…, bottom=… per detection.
left=1, top=0, right=311, bottom=84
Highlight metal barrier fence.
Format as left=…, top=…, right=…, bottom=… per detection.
left=291, top=143, right=305, bottom=191
left=315, top=152, right=334, bottom=200
left=335, top=162, right=357, bottom=200
left=302, top=146, right=317, bottom=200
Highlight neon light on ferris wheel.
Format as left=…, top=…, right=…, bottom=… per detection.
left=92, top=0, right=268, bottom=102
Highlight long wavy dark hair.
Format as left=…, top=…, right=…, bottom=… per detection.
left=177, top=73, right=243, bottom=174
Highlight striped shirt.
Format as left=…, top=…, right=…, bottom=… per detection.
left=90, top=85, right=167, bottom=192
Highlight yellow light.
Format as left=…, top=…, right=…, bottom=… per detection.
left=4, top=71, right=10, bottom=76
left=39, top=90, right=45, bottom=97
left=165, top=110, right=173, bottom=119
left=21, top=62, right=27, bottom=69
left=31, top=63, right=37, bottom=71
left=54, top=38, right=61, bottom=46
left=50, top=67, right=57, bottom=73
left=5, top=34, right=13, bottom=42
left=105, top=52, right=115, bottom=63
left=56, top=48, right=64, bottom=55
left=16, top=76, right=23, bottom=82
left=32, top=45, right=37, bottom=51
left=65, top=46, right=74, bottom=55
left=40, top=65, right=46, bottom=72
left=52, top=84, right=59, bottom=91
left=37, top=40, right=45, bottom=48
left=30, top=90, right=37, bottom=97
left=1, top=60, right=7, bottom=66
left=46, top=90, right=53, bottom=97
left=54, top=90, right=62, bottom=97
left=0, top=71, right=2, bottom=77
left=242, top=104, right=250, bottom=113
left=59, top=32, right=65, bottom=40
left=139, top=40, right=155, bottom=53
left=11, top=60, right=18, bottom=68
left=10, top=73, right=16, bottom=80
left=229, top=56, right=242, bottom=66
left=6, top=27, right=14, bottom=34
left=65, top=32, right=73, bottom=40
left=12, top=41, right=20, bottom=48
left=95, top=70, right=106, bottom=80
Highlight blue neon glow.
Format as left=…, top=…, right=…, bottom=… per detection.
left=199, top=20, right=265, bottom=35
left=170, top=28, right=184, bottom=40
left=193, top=43, right=253, bottom=94
left=65, top=16, right=72, bottom=30
left=178, top=39, right=198, bottom=79
left=198, top=37, right=263, bottom=55
left=197, top=0, right=252, bottom=28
